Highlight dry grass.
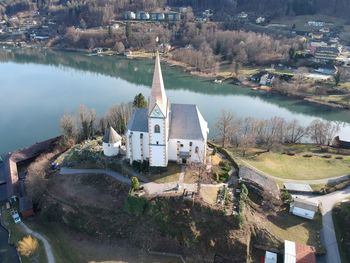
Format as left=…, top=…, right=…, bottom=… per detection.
left=200, top=186, right=219, bottom=205
left=239, top=151, right=350, bottom=180
left=147, top=163, right=181, bottom=183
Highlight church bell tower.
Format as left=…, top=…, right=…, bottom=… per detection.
left=148, top=52, right=169, bottom=167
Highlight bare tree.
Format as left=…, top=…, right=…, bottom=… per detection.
left=307, top=119, right=339, bottom=146
left=216, top=110, right=236, bottom=148
left=79, top=105, right=96, bottom=140
left=284, top=119, right=308, bottom=143
left=105, top=103, right=133, bottom=134
left=60, top=113, right=77, bottom=145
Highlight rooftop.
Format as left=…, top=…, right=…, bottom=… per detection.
left=169, top=103, right=208, bottom=140
left=127, top=108, right=148, bottom=132
left=103, top=126, right=121, bottom=144
left=292, top=198, right=319, bottom=212
left=283, top=183, right=313, bottom=193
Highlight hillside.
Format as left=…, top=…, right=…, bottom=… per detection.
left=169, top=0, right=350, bottom=19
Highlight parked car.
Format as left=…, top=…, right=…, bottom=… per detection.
left=10, top=209, right=21, bottom=224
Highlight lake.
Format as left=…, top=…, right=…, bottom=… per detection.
left=1, top=47, right=350, bottom=154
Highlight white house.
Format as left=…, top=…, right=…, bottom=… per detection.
left=126, top=52, right=209, bottom=167
left=289, top=198, right=318, bottom=220
left=103, top=126, right=122, bottom=157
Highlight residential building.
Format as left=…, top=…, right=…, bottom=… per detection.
left=314, top=46, right=339, bottom=62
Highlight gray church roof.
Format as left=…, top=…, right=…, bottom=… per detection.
left=103, top=126, right=122, bottom=143
left=127, top=104, right=208, bottom=141
left=169, top=104, right=207, bottom=140
left=127, top=108, right=149, bottom=132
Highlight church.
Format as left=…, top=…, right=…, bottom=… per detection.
left=126, top=53, right=209, bottom=167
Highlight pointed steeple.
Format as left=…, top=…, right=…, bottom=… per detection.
left=148, top=52, right=167, bottom=116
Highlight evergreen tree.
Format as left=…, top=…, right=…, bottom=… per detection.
left=133, top=93, right=147, bottom=108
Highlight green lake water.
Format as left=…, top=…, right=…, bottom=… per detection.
left=0, top=47, right=350, bottom=154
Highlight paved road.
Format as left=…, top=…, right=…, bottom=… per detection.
left=20, top=222, right=55, bottom=263
left=296, top=186, right=350, bottom=263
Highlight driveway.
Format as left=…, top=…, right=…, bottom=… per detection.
left=296, top=186, right=350, bottom=263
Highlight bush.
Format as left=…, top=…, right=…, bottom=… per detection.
left=17, top=235, right=39, bottom=258
left=212, top=147, right=217, bottom=155
left=131, top=176, right=139, bottom=192
left=281, top=190, right=292, bottom=204
left=124, top=195, right=148, bottom=216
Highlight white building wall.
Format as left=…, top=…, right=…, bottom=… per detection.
left=103, top=141, right=121, bottom=157
left=126, top=130, right=149, bottom=163
left=168, top=138, right=206, bottom=163
left=291, top=207, right=315, bottom=220
left=149, top=117, right=168, bottom=167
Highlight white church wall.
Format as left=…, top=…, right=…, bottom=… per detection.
left=103, top=141, right=121, bottom=157
left=149, top=145, right=167, bottom=166
left=168, top=139, right=206, bottom=163
left=126, top=130, right=149, bottom=163
left=149, top=118, right=166, bottom=145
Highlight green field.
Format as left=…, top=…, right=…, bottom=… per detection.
left=238, top=151, right=350, bottom=180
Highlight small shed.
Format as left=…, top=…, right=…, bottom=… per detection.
left=289, top=198, right=318, bottom=220
left=103, top=127, right=122, bottom=157
left=283, top=183, right=313, bottom=193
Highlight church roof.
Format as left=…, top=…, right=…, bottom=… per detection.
left=169, top=104, right=208, bottom=140
left=127, top=108, right=149, bottom=132
left=148, top=52, right=167, bottom=116
left=103, top=126, right=122, bottom=143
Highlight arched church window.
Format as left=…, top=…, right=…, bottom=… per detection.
left=195, top=146, right=199, bottom=153
left=154, top=124, right=160, bottom=133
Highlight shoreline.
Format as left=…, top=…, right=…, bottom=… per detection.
left=1, top=42, right=349, bottom=111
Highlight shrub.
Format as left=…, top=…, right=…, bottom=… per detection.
left=124, top=195, right=148, bottom=216
left=212, top=147, right=217, bottom=155
left=17, top=235, right=39, bottom=258
left=131, top=176, right=139, bottom=191
left=281, top=190, right=292, bottom=204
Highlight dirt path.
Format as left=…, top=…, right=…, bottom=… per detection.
left=60, top=167, right=132, bottom=185
left=20, top=222, right=55, bottom=263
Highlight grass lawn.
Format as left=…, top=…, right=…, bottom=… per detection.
left=1, top=210, right=47, bottom=263
left=236, top=150, right=350, bottom=180
left=263, top=210, right=323, bottom=253
left=333, top=200, right=350, bottom=263
left=271, top=14, right=346, bottom=31
left=146, top=162, right=181, bottom=183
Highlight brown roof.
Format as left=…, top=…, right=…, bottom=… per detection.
left=148, top=52, right=168, bottom=116
left=292, top=198, right=318, bottom=212
left=296, top=243, right=316, bottom=263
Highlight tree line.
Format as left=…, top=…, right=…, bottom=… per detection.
left=216, top=110, right=341, bottom=155
left=60, top=93, right=147, bottom=146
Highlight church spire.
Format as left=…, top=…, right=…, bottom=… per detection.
left=148, top=52, right=167, bottom=116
